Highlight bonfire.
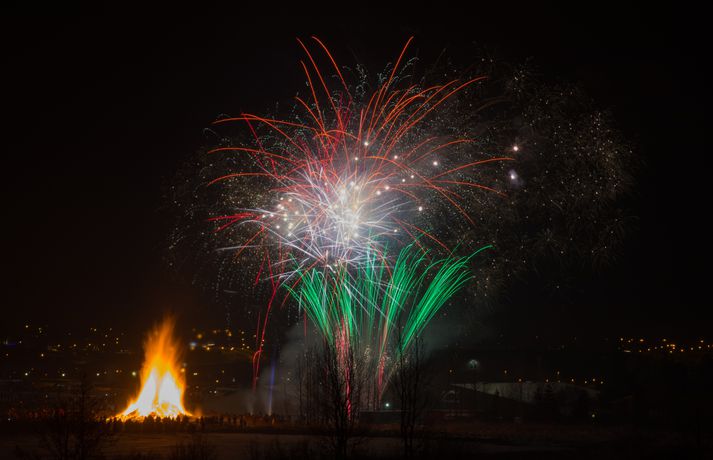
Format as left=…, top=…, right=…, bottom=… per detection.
left=117, top=318, right=191, bottom=420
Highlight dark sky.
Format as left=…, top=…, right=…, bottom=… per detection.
left=1, top=9, right=709, bottom=341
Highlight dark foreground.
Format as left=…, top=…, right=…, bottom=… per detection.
left=2, top=424, right=711, bottom=460
left=4, top=432, right=571, bottom=459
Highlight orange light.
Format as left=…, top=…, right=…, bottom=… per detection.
left=116, top=319, right=191, bottom=420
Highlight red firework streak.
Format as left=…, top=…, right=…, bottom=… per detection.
left=205, top=37, right=514, bottom=388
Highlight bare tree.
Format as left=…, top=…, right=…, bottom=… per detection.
left=296, top=352, right=305, bottom=421
left=392, top=335, right=430, bottom=459
left=315, top=340, right=366, bottom=460
left=25, top=374, right=113, bottom=460
left=296, top=347, right=320, bottom=424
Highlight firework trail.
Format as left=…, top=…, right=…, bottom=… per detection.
left=208, top=38, right=510, bottom=276
left=201, top=37, right=512, bottom=386
left=289, top=243, right=491, bottom=398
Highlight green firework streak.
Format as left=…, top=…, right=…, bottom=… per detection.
left=286, top=243, right=491, bottom=366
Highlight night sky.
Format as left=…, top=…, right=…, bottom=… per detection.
left=2, top=9, right=709, bottom=342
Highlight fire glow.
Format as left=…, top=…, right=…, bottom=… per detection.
left=117, top=319, right=191, bottom=420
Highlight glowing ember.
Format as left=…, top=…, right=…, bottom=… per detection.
left=117, top=319, right=191, bottom=420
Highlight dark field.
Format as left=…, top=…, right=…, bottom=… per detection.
left=3, top=422, right=710, bottom=460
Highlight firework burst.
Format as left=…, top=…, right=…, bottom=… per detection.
left=174, top=37, right=632, bottom=392
left=198, top=38, right=511, bottom=382
left=206, top=37, right=511, bottom=282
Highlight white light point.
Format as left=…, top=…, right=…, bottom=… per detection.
left=513, top=145, right=519, bottom=152
left=418, top=206, right=423, bottom=212
left=433, top=161, right=439, bottom=166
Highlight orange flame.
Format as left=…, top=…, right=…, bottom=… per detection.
left=117, top=318, right=191, bottom=419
